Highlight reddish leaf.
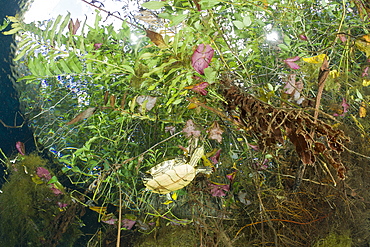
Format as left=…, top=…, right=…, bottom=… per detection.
left=184, top=82, right=209, bottom=96
left=36, top=167, right=52, bottom=181
left=209, top=149, right=221, bottom=164
left=16, top=141, right=25, bottom=155
left=191, top=44, right=214, bottom=74
left=284, top=56, right=300, bottom=69
left=209, top=183, right=229, bottom=197
left=94, top=43, right=102, bottom=50
left=299, top=34, right=308, bottom=41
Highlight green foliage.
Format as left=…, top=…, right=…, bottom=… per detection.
left=5, top=1, right=370, bottom=244
left=0, top=155, right=76, bottom=246
left=313, top=230, right=352, bottom=247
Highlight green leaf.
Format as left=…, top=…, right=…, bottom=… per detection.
left=243, top=15, right=252, bottom=27
left=120, top=64, right=135, bottom=74
left=14, top=43, right=33, bottom=61
left=170, top=14, right=187, bottom=27
left=204, top=67, right=216, bottom=83
left=141, top=1, right=166, bottom=10
left=233, top=21, right=244, bottom=29
left=3, top=26, right=22, bottom=35
left=47, top=175, right=59, bottom=185
left=278, top=43, right=290, bottom=52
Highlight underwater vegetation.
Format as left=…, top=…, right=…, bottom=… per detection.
left=0, top=154, right=82, bottom=246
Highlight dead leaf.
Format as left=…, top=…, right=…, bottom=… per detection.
left=66, top=107, right=97, bottom=125
left=104, top=91, right=109, bottom=105
left=68, top=18, right=80, bottom=35
left=182, top=119, right=201, bottom=138
left=208, top=121, right=223, bottom=143
left=136, top=95, right=157, bottom=112
left=146, top=30, right=167, bottom=48
left=110, top=95, right=116, bottom=108
left=318, top=57, right=329, bottom=87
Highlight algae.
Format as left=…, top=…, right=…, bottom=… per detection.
left=0, top=154, right=81, bottom=246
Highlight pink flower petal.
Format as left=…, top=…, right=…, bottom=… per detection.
left=191, top=44, right=214, bottom=75
left=284, top=56, right=301, bottom=70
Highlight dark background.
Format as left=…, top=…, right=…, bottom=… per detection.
left=0, top=0, right=35, bottom=158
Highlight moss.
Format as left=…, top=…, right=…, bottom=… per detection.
left=0, top=154, right=78, bottom=246
left=313, top=230, right=352, bottom=247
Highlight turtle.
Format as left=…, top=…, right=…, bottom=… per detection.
left=143, top=146, right=211, bottom=194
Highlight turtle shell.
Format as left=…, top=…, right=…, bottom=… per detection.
left=144, top=147, right=205, bottom=194
left=144, top=163, right=196, bottom=194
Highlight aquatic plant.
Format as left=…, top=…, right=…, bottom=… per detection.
left=0, top=154, right=81, bottom=246
left=3, top=0, right=370, bottom=245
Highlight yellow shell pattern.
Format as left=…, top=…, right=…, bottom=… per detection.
left=144, top=147, right=204, bottom=194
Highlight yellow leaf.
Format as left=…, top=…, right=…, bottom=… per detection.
left=171, top=192, right=178, bottom=201
left=359, top=102, right=367, bottom=118
left=363, top=79, right=370, bottom=86
left=89, top=206, right=107, bottom=215
left=32, top=176, right=44, bottom=184
left=162, top=200, right=173, bottom=205
left=302, top=54, right=327, bottom=64
left=355, top=34, right=370, bottom=57
left=187, top=102, right=198, bottom=109
left=201, top=155, right=213, bottom=167
left=329, top=69, right=340, bottom=78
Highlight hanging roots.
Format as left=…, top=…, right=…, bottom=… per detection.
left=222, top=81, right=349, bottom=180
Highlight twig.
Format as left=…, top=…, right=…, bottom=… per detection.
left=235, top=213, right=331, bottom=238
left=81, top=0, right=144, bottom=30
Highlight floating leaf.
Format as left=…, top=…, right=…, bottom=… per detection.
left=66, top=107, right=97, bottom=125
left=283, top=56, right=300, bottom=69
left=302, top=54, right=327, bottom=64
left=146, top=29, right=167, bottom=48
left=191, top=44, right=214, bottom=75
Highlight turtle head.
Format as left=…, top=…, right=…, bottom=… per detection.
left=188, top=146, right=204, bottom=167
